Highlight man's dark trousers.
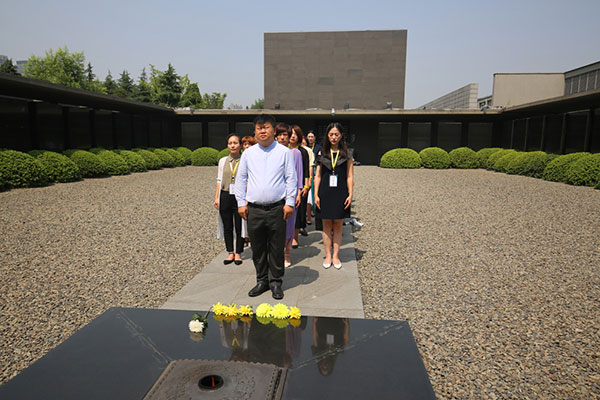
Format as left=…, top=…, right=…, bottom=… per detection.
left=247, top=202, right=285, bottom=288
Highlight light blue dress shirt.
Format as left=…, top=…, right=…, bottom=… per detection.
left=235, top=141, right=298, bottom=207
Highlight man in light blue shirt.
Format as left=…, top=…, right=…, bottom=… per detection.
left=235, top=114, right=297, bottom=299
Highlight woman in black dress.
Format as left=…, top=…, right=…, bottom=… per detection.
left=314, top=123, right=354, bottom=270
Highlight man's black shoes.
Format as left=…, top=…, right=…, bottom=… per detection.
left=271, top=285, right=284, bottom=300
left=248, top=282, right=269, bottom=297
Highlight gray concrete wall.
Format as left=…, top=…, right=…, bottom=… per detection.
left=264, top=30, right=407, bottom=110
left=492, top=73, right=564, bottom=107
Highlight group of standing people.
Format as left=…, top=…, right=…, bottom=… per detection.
left=214, top=114, right=354, bottom=300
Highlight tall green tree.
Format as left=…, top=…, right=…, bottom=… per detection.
left=201, top=92, right=227, bottom=109
left=104, top=70, right=117, bottom=95
left=85, top=62, right=95, bottom=82
left=23, top=46, right=87, bottom=88
left=149, top=63, right=182, bottom=107
left=250, top=98, right=264, bottom=109
left=0, top=58, right=20, bottom=75
left=135, top=67, right=152, bottom=103
left=115, top=70, right=135, bottom=98
left=180, top=82, right=202, bottom=108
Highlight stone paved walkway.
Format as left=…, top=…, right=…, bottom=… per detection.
left=162, top=223, right=364, bottom=318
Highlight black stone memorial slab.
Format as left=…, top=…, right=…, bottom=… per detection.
left=0, top=307, right=435, bottom=399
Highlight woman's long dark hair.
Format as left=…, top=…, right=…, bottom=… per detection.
left=321, top=122, right=347, bottom=159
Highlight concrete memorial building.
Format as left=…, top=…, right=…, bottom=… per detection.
left=264, top=30, right=407, bottom=110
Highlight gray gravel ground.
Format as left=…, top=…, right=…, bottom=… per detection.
left=1, top=165, right=599, bottom=399
left=352, top=166, right=600, bottom=399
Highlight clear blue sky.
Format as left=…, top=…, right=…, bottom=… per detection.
left=1, top=0, right=599, bottom=108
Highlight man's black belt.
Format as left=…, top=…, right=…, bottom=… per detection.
left=247, top=199, right=285, bottom=210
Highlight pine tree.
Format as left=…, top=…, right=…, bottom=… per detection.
left=0, top=58, right=19, bottom=75
left=104, top=70, right=117, bottom=95
left=135, top=67, right=152, bottom=103
left=86, top=62, right=95, bottom=82
left=115, top=70, right=135, bottom=98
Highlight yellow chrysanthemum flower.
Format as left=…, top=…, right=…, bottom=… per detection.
left=256, top=303, right=272, bottom=318
left=273, top=318, right=289, bottom=328
left=238, top=305, right=254, bottom=316
left=271, top=303, right=290, bottom=319
left=289, top=306, right=301, bottom=319
left=256, top=316, right=271, bottom=325
left=212, top=302, right=228, bottom=315
left=289, top=318, right=301, bottom=327
left=225, top=315, right=237, bottom=322
left=226, top=304, right=239, bottom=317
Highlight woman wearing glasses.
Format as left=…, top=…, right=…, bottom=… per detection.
left=314, top=123, right=354, bottom=270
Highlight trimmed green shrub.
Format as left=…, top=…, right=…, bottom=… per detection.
left=36, top=151, right=81, bottom=182
left=114, top=150, right=147, bottom=173
left=449, top=147, right=477, bottom=169
left=419, top=147, right=450, bottom=169
left=218, top=148, right=229, bottom=160
left=63, top=149, right=82, bottom=157
left=565, top=153, right=600, bottom=186
left=175, top=147, right=192, bottom=164
left=379, top=148, right=421, bottom=169
left=88, top=147, right=107, bottom=155
left=543, top=152, right=590, bottom=182
left=164, top=148, right=186, bottom=167
left=95, top=150, right=130, bottom=175
left=493, top=151, right=521, bottom=173
left=191, top=147, right=220, bottom=166
left=475, top=148, right=502, bottom=168
left=0, top=150, right=49, bottom=188
left=152, top=148, right=176, bottom=167
left=486, top=149, right=517, bottom=169
left=505, top=151, right=554, bottom=178
left=28, top=149, right=49, bottom=157
left=69, top=150, right=108, bottom=177
left=133, top=148, right=162, bottom=170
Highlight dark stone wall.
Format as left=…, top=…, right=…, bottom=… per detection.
left=265, top=30, right=407, bottom=110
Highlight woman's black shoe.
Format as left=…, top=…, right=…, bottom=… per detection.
left=223, top=259, right=234, bottom=265
left=234, top=260, right=242, bottom=265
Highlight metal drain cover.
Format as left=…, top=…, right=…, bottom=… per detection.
left=144, top=359, right=287, bottom=400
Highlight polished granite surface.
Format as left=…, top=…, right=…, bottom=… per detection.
left=1, top=307, right=435, bottom=399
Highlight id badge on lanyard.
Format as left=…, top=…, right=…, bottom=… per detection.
left=329, top=174, right=338, bottom=187
left=329, top=149, right=339, bottom=187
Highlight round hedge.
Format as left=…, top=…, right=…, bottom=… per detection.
left=164, top=148, right=186, bottom=167
left=475, top=148, right=502, bottom=168
left=114, top=150, right=147, bottom=173
left=68, top=150, right=108, bottom=177
left=380, top=148, right=421, bottom=169
left=132, top=148, right=162, bottom=170
left=486, top=149, right=516, bottom=170
left=505, top=151, right=553, bottom=178
left=565, top=153, right=600, bottom=186
left=0, top=150, right=49, bottom=189
left=493, top=151, right=521, bottom=173
left=419, top=147, right=450, bottom=169
left=542, top=152, right=590, bottom=182
left=28, top=149, right=49, bottom=157
left=152, top=148, right=176, bottom=168
left=448, top=147, right=477, bottom=169
left=95, top=150, right=130, bottom=175
left=36, top=151, right=81, bottom=183
left=88, top=147, right=107, bottom=155
left=175, top=147, right=192, bottom=164
left=191, top=147, right=220, bottom=166
left=218, top=148, right=230, bottom=160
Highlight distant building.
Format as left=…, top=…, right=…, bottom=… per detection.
left=564, top=61, right=600, bottom=96
left=15, top=60, right=27, bottom=75
left=492, top=73, right=564, bottom=108
left=419, top=83, right=479, bottom=110
left=477, top=95, right=492, bottom=109
left=264, top=30, right=407, bottom=110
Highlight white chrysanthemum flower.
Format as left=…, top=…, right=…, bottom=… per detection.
left=189, top=320, right=205, bottom=333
